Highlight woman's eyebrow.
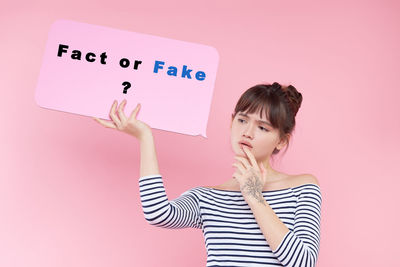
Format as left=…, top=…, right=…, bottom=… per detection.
left=238, top=112, right=272, bottom=127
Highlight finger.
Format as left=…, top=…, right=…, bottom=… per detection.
left=109, top=100, right=122, bottom=128
left=258, top=162, right=264, bottom=174
left=242, top=146, right=259, bottom=171
left=234, top=156, right=250, bottom=170
left=232, top=162, right=245, bottom=174
left=93, top=117, right=117, bottom=129
left=260, top=163, right=268, bottom=177
left=118, top=99, right=128, bottom=124
left=233, top=156, right=247, bottom=170
left=259, top=162, right=266, bottom=172
left=129, top=103, right=141, bottom=120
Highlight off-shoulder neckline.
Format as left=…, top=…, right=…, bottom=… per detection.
left=201, top=183, right=320, bottom=193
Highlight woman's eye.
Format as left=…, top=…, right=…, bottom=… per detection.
left=238, top=118, right=268, bottom=132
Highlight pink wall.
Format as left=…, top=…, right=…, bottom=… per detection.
left=1, top=0, right=399, bottom=266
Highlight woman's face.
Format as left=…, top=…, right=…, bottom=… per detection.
left=230, top=110, right=285, bottom=162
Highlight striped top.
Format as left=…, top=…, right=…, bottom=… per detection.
left=139, top=174, right=322, bottom=267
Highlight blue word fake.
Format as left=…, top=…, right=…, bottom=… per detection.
left=153, top=60, right=206, bottom=81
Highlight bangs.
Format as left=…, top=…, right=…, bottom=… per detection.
left=234, top=85, right=285, bottom=130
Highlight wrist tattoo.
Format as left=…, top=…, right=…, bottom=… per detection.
left=241, top=170, right=266, bottom=205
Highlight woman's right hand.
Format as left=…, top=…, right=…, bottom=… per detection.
left=93, top=99, right=152, bottom=141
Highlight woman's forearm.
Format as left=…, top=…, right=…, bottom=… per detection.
left=139, top=131, right=160, bottom=177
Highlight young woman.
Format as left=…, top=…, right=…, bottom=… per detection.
left=93, top=82, right=322, bottom=267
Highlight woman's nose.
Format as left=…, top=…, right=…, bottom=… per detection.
left=243, top=125, right=255, bottom=139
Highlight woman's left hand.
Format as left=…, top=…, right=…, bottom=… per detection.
left=232, top=146, right=268, bottom=203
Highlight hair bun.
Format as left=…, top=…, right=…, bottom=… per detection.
left=284, top=85, right=303, bottom=116
left=271, top=82, right=282, bottom=90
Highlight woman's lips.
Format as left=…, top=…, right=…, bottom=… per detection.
left=239, top=140, right=253, bottom=148
left=240, top=143, right=252, bottom=149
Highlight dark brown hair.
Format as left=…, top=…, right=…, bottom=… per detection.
left=232, top=82, right=303, bottom=157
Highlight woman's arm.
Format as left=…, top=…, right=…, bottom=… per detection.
left=139, top=175, right=202, bottom=229
left=138, top=130, right=202, bottom=229
left=93, top=100, right=202, bottom=229
left=247, top=183, right=322, bottom=267
left=139, top=131, right=160, bottom=177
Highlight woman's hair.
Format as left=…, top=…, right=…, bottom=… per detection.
left=232, top=82, right=303, bottom=157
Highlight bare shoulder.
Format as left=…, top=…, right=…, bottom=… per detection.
left=288, top=173, right=320, bottom=188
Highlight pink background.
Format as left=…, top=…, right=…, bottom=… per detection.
left=1, top=0, right=399, bottom=266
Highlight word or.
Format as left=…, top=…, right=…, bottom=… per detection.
left=153, top=60, right=206, bottom=81
left=119, top=58, right=142, bottom=69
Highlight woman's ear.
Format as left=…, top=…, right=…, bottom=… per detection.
left=276, top=134, right=290, bottom=150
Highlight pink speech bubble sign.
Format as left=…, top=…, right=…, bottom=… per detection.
left=35, top=19, right=219, bottom=138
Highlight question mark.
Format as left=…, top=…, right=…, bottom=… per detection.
left=122, top=81, right=131, bottom=94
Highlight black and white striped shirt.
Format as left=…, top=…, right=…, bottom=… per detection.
left=139, top=174, right=322, bottom=267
